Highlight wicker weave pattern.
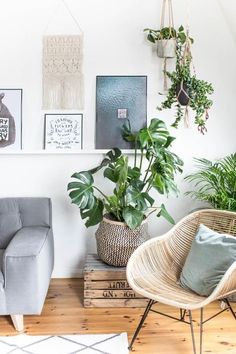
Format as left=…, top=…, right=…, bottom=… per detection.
left=127, top=209, right=236, bottom=310
left=95, top=216, right=149, bottom=266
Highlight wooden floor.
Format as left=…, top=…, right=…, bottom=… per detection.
left=0, top=279, right=235, bottom=353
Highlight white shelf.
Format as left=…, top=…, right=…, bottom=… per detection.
left=0, top=149, right=137, bottom=156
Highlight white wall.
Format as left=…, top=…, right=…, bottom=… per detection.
left=0, top=0, right=235, bottom=277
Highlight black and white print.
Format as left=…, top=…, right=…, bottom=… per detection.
left=44, top=114, right=83, bottom=151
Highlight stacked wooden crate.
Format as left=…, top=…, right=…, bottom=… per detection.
left=84, top=254, right=148, bottom=308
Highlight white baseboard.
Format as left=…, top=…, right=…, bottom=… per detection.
left=52, top=268, right=83, bottom=279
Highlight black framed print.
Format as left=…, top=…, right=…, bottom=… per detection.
left=96, top=76, right=147, bottom=149
left=0, top=89, right=22, bottom=151
left=44, top=113, right=83, bottom=150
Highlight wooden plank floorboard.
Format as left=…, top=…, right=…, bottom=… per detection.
left=0, top=279, right=235, bottom=353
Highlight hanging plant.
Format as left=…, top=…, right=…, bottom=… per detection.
left=144, top=0, right=176, bottom=59
left=158, top=26, right=214, bottom=134
left=144, top=26, right=177, bottom=58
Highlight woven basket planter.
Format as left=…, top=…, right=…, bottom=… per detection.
left=95, top=214, right=149, bottom=267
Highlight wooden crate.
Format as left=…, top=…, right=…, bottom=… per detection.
left=84, top=254, right=148, bottom=308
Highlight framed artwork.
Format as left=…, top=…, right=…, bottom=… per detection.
left=0, top=89, right=22, bottom=151
left=96, top=76, right=147, bottom=149
left=44, top=114, right=83, bottom=150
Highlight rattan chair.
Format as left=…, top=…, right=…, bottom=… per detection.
left=127, top=209, right=236, bottom=354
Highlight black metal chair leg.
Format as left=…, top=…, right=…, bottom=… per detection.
left=180, top=309, right=186, bottom=321
left=224, top=298, right=236, bottom=320
left=200, top=308, right=203, bottom=354
left=189, top=310, right=197, bottom=354
left=128, top=299, right=154, bottom=350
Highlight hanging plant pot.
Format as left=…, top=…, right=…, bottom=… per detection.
left=95, top=214, right=149, bottom=267
left=157, top=38, right=176, bottom=58
left=176, top=82, right=190, bottom=106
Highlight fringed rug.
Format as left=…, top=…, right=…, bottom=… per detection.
left=0, top=333, right=129, bottom=354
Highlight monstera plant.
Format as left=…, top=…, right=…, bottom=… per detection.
left=68, top=118, right=183, bottom=266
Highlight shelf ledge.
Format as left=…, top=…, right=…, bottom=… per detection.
left=0, top=149, right=137, bottom=155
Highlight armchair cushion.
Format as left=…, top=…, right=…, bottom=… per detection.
left=180, top=224, right=236, bottom=296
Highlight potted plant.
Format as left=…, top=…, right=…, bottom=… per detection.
left=144, top=26, right=177, bottom=58
left=185, top=154, right=236, bottom=211
left=68, top=119, right=183, bottom=266
left=158, top=27, right=214, bottom=134
left=185, top=153, right=236, bottom=303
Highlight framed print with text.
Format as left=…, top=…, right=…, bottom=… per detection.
left=44, top=113, right=83, bottom=150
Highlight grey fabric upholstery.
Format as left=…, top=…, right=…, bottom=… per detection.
left=0, top=198, right=54, bottom=315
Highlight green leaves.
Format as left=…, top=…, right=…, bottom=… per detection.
left=68, top=172, right=95, bottom=209
left=185, top=155, right=236, bottom=211
left=68, top=118, right=183, bottom=230
left=144, top=27, right=177, bottom=43
left=158, top=25, right=213, bottom=132
left=122, top=206, right=144, bottom=230
left=139, top=119, right=169, bottom=148
left=68, top=172, right=104, bottom=227
left=126, top=181, right=154, bottom=211
left=157, top=204, right=175, bottom=225
left=89, top=148, right=122, bottom=174
left=80, top=199, right=104, bottom=227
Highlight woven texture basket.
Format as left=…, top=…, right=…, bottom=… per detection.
left=95, top=214, right=149, bottom=266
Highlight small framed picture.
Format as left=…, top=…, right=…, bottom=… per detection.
left=0, top=89, right=22, bottom=151
left=44, top=113, right=83, bottom=150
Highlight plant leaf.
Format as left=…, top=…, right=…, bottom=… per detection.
left=80, top=199, right=104, bottom=227
left=104, top=167, right=119, bottom=183
left=122, top=206, right=144, bottom=229
left=68, top=171, right=96, bottom=209
left=157, top=204, right=175, bottom=224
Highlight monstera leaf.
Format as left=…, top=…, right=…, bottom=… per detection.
left=89, top=148, right=122, bottom=174
left=80, top=199, right=104, bottom=227
left=157, top=204, right=175, bottom=225
left=68, top=171, right=95, bottom=209
left=126, top=181, right=154, bottom=211
left=122, top=119, right=137, bottom=143
left=138, top=119, right=169, bottom=148
left=122, top=206, right=144, bottom=230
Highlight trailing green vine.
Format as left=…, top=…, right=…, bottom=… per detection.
left=158, top=26, right=214, bottom=134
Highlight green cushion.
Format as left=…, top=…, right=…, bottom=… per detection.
left=180, top=224, right=236, bottom=296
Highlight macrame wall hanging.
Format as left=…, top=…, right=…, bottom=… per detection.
left=42, top=0, right=84, bottom=110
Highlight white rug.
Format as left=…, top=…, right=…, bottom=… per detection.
left=0, top=333, right=129, bottom=354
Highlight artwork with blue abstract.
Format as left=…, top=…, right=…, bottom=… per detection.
left=96, top=76, right=147, bottom=149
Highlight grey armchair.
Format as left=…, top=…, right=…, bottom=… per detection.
left=0, top=198, right=54, bottom=331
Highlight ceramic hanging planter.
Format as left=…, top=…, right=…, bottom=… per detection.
left=157, top=38, right=176, bottom=58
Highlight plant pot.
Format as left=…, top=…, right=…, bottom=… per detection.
left=176, top=82, right=190, bottom=106
left=95, top=214, right=149, bottom=266
left=157, top=39, right=176, bottom=58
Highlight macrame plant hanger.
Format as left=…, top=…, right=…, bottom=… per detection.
left=42, top=0, right=84, bottom=110
left=176, top=0, right=195, bottom=128
left=159, top=0, right=175, bottom=92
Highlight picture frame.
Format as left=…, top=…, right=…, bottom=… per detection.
left=96, top=76, right=147, bottom=149
left=44, top=113, right=83, bottom=151
left=0, top=89, right=22, bottom=151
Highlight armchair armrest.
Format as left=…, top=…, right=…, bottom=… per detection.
left=3, top=226, right=54, bottom=314
left=4, top=226, right=50, bottom=258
